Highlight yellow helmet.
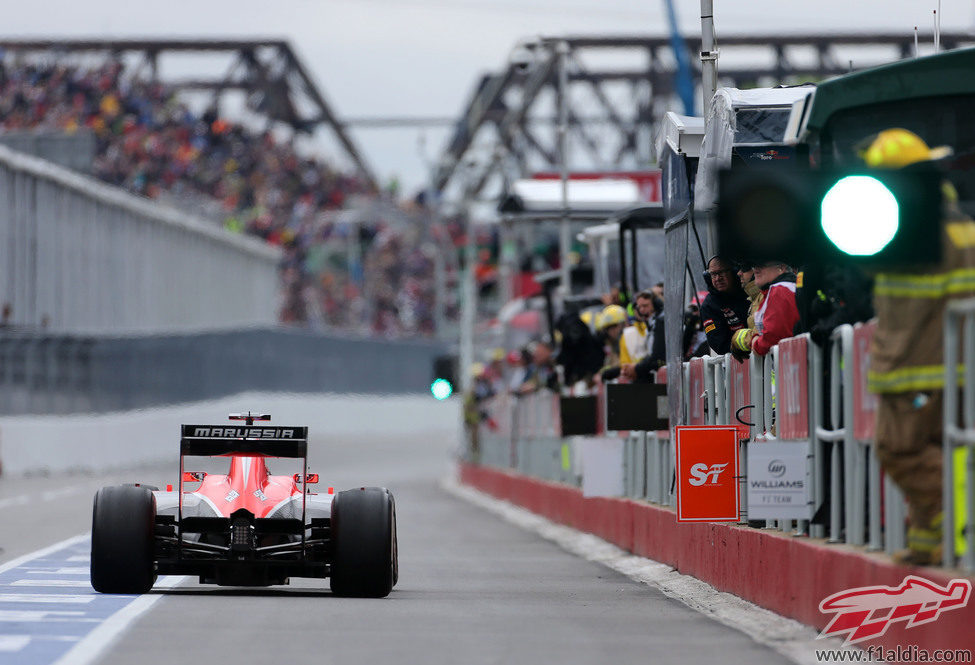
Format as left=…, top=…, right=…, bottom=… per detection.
left=731, top=328, right=754, bottom=353
left=599, top=304, right=627, bottom=329
left=861, top=128, right=951, bottom=169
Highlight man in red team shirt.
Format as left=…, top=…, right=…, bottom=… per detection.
left=749, top=259, right=799, bottom=356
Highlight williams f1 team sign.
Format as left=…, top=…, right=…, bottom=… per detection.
left=746, top=441, right=812, bottom=520
left=675, top=426, right=740, bottom=522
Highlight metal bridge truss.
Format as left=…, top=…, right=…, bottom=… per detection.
left=435, top=32, right=975, bottom=201
left=0, top=39, right=376, bottom=188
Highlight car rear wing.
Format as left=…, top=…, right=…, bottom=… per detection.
left=180, top=425, right=309, bottom=458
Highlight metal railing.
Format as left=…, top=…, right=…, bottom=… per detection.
left=471, top=317, right=961, bottom=569
left=944, top=297, right=975, bottom=570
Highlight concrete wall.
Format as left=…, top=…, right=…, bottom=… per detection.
left=0, top=143, right=280, bottom=332
left=0, top=328, right=448, bottom=415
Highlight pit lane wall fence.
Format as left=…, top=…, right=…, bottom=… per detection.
left=0, top=143, right=280, bottom=332
left=462, top=318, right=974, bottom=654
left=0, top=328, right=446, bottom=415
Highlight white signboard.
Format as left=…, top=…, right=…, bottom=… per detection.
left=581, top=437, right=624, bottom=497
left=746, top=441, right=812, bottom=520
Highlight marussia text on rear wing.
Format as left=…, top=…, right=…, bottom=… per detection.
left=180, top=424, right=309, bottom=457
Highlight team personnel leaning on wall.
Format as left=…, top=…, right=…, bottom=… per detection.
left=699, top=256, right=749, bottom=355
left=730, top=259, right=799, bottom=360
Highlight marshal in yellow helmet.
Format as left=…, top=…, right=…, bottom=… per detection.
left=598, top=304, right=627, bottom=330
left=861, top=128, right=951, bottom=170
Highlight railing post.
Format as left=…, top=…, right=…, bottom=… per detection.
left=943, top=305, right=959, bottom=568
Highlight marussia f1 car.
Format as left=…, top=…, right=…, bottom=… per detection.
left=90, top=413, right=398, bottom=597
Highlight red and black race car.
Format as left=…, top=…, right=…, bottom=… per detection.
left=90, top=413, right=398, bottom=597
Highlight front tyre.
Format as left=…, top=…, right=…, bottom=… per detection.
left=90, top=485, right=157, bottom=594
left=330, top=487, right=396, bottom=598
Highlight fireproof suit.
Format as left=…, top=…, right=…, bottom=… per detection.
left=869, top=186, right=975, bottom=552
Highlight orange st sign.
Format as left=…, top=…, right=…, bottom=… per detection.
left=676, top=426, right=741, bottom=522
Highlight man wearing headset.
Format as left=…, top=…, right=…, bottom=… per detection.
left=699, top=256, right=749, bottom=354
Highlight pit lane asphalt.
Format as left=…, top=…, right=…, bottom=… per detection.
left=0, top=411, right=790, bottom=665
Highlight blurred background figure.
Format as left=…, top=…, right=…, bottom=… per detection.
left=596, top=304, right=628, bottom=382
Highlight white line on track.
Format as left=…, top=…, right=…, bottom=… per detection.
left=51, top=574, right=186, bottom=665
left=0, top=535, right=89, bottom=575
left=0, top=534, right=188, bottom=665
left=442, top=477, right=861, bottom=665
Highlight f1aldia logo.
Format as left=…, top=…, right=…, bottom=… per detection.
left=818, top=575, right=972, bottom=645
left=688, top=462, right=729, bottom=486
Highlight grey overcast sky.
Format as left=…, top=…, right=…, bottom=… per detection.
left=3, top=0, right=974, bottom=195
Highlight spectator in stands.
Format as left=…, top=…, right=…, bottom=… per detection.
left=748, top=260, right=799, bottom=356
left=0, top=57, right=455, bottom=338
left=700, top=256, right=749, bottom=354
left=0, top=302, right=11, bottom=329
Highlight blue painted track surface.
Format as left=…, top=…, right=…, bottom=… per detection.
left=0, top=536, right=144, bottom=665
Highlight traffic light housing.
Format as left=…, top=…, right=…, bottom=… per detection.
left=717, top=165, right=943, bottom=268
left=431, top=354, right=458, bottom=400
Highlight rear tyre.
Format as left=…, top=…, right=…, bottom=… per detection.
left=330, top=487, right=396, bottom=598
left=90, top=485, right=157, bottom=594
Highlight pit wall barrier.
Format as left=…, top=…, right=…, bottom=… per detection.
left=465, top=318, right=974, bottom=652
left=944, top=297, right=975, bottom=570
left=458, top=463, right=971, bottom=653
left=475, top=323, right=918, bottom=557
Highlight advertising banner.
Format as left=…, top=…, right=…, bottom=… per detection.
left=675, top=426, right=740, bottom=522
left=687, top=358, right=706, bottom=426
left=777, top=336, right=809, bottom=439
left=581, top=436, right=625, bottom=497
left=746, top=441, right=812, bottom=520
left=728, top=355, right=751, bottom=431
left=853, top=321, right=878, bottom=441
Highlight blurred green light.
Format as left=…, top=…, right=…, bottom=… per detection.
left=431, top=378, right=453, bottom=400
left=821, top=175, right=899, bottom=256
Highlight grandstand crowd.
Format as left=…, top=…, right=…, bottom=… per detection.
left=0, top=58, right=465, bottom=337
